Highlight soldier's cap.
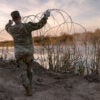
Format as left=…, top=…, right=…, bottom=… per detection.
left=11, top=11, right=21, bottom=20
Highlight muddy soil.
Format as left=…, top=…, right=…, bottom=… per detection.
left=0, top=60, right=100, bottom=100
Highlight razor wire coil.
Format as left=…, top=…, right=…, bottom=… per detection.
left=0, top=9, right=87, bottom=65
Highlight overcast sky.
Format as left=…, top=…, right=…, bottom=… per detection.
left=0, top=0, right=100, bottom=32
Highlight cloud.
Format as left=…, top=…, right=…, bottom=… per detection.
left=0, top=0, right=100, bottom=32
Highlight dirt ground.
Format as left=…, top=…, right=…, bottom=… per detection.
left=0, top=60, right=100, bottom=100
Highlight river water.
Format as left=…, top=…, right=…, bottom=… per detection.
left=0, top=45, right=99, bottom=74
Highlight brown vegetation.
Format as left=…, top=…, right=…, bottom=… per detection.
left=0, top=29, right=100, bottom=46
left=0, top=41, right=14, bottom=47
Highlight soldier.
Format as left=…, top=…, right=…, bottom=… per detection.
left=5, top=10, right=50, bottom=96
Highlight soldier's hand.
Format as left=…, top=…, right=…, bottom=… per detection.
left=9, top=20, right=13, bottom=25
left=44, top=9, right=50, bottom=18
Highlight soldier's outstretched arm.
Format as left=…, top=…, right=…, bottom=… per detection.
left=26, top=15, right=48, bottom=32
left=26, top=9, right=50, bottom=32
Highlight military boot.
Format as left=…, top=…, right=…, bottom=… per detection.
left=21, top=73, right=32, bottom=96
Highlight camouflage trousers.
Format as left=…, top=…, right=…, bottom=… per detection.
left=16, top=53, right=34, bottom=94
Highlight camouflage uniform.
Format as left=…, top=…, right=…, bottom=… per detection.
left=5, top=16, right=48, bottom=95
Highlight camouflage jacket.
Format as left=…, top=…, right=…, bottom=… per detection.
left=5, top=16, right=47, bottom=58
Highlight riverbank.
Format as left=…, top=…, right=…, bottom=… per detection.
left=0, top=60, right=100, bottom=100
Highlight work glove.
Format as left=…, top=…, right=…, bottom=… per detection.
left=8, top=20, right=13, bottom=25
left=44, top=9, right=50, bottom=18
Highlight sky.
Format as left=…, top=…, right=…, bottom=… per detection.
left=0, top=0, right=100, bottom=40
